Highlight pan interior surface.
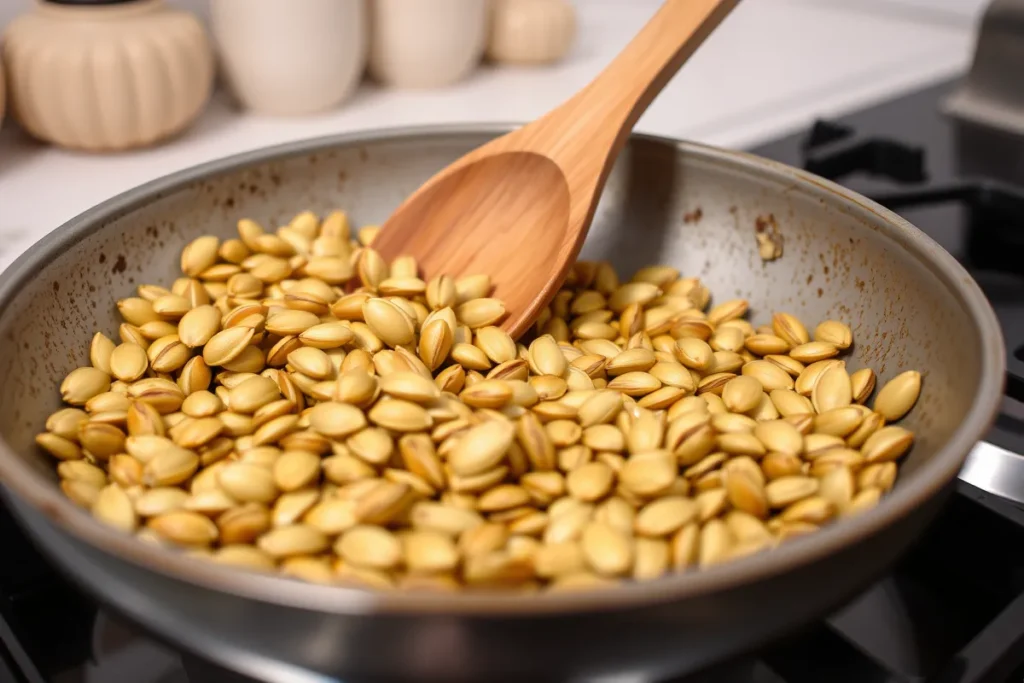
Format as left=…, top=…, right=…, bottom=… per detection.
left=0, top=128, right=999, bottom=614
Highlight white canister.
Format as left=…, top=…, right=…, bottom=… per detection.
left=369, top=0, right=488, bottom=89
left=211, top=0, right=368, bottom=116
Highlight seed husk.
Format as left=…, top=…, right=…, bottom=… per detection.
left=78, top=422, right=126, bottom=459
left=858, top=462, right=897, bottom=492
left=118, top=298, right=162, bottom=326
left=63, top=479, right=102, bottom=508
left=533, top=542, right=585, bottom=578
left=453, top=274, right=491, bottom=303
left=812, top=365, right=853, bottom=414
left=61, top=367, right=111, bottom=406
left=745, top=334, right=790, bottom=356
left=473, top=326, right=516, bottom=364
left=362, top=298, right=416, bottom=347
left=769, top=388, right=814, bottom=417
left=379, top=372, right=440, bottom=404
left=526, top=335, right=566, bottom=378
left=37, top=432, right=82, bottom=461
left=845, top=410, right=884, bottom=449
left=448, top=420, right=514, bottom=477
left=402, top=530, right=459, bottom=574
left=355, top=481, right=411, bottom=522
left=721, top=376, right=762, bottom=414
left=143, top=447, right=199, bottom=487
left=765, top=476, right=819, bottom=507
left=675, top=338, right=714, bottom=371
left=566, top=461, right=616, bottom=502
left=814, top=406, right=864, bottom=437
left=347, top=427, right=394, bottom=466
left=89, top=332, right=116, bottom=375
left=460, top=380, right=514, bottom=409
left=365, top=398, right=431, bottom=432
left=772, top=312, right=809, bottom=347
left=307, top=401, right=368, bottom=438
left=46, top=408, right=89, bottom=441
left=272, top=450, right=321, bottom=492
left=648, top=361, right=695, bottom=392
left=634, top=496, right=697, bottom=537
left=92, top=484, right=138, bottom=532
left=582, top=424, right=625, bottom=453
left=203, top=327, right=255, bottom=366
left=850, top=368, right=877, bottom=405
left=707, top=299, right=748, bottom=325
left=578, top=390, right=623, bottom=427
left=258, top=524, right=329, bottom=558
left=605, top=348, right=657, bottom=376
left=581, top=521, right=633, bottom=576
left=607, top=372, right=661, bottom=397
left=765, top=354, right=805, bottom=378
left=873, top=371, right=922, bottom=422
left=742, top=360, right=794, bottom=392
left=330, top=369, right=376, bottom=408
left=862, top=426, right=914, bottom=463
left=149, top=510, right=219, bottom=546
left=337, top=525, right=402, bottom=570
left=818, top=466, right=855, bottom=511
left=58, top=460, right=108, bottom=487
left=619, top=451, right=675, bottom=497
left=218, top=462, right=278, bottom=503
left=845, top=487, right=882, bottom=517
left=698, top=519, right=733, bottom=568
left=794, top=359, right=843, bottom=396
left=456, top=298, right=507, bottom=328
left=266, top=309, right=321, bottom=337
left=813, top=320, right=853, bottom=349
left=790, top=341, right=839, bottom=364
left=724, top=470, right=769, bottom=519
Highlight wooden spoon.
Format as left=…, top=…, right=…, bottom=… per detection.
left=370, top=0, right=739, bottom=338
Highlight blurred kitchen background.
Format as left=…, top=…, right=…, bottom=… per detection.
left=0, top=0, right=989, bottom=270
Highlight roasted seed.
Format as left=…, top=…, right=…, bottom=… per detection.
left=873, top=371, right=922, bottom=422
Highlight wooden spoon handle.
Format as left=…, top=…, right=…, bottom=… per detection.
left=533, top=0, right=740, bottom=168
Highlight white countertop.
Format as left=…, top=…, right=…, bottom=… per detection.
left=0, top=0, right=987, bottom=271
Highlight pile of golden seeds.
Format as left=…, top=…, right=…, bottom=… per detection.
left=37, top=209, right=923, bottom=592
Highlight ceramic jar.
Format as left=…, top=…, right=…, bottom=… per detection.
left=211, top=0, right=368, bottom=116
left=369, top=0, right=488, bottom=89
left=487, top=0, right=577, bottom=66
left=2, top=0, right=213, bottom=152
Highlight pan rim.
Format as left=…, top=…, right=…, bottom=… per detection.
left=0, top=123, right=1006, bottom=616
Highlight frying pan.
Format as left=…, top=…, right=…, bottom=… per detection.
left=0, top=125, right=1006, bottom=682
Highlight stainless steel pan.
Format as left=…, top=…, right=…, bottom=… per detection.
left=0, top=125, right=1006, bottom=682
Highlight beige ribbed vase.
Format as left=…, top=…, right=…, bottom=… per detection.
left=2, top=0, right=214, bottom=152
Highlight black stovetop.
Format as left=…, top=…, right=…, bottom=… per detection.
left=3, top=77, right=1024, bottom=683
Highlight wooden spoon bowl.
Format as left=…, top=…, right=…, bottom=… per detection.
left=370, top=0, right=740, bottom=338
